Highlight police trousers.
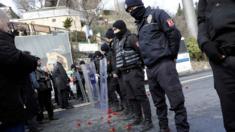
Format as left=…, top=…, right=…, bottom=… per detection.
left=147, top=59, right=189, bottom=132
left=122, top=68, right=152, bottom=120
left=210, top=56, right=235, bottom=132
left=108, top=76, right=123, bottom=105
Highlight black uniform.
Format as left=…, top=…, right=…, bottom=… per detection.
left=113, top=29, right=152, bottom=124
left=35, top=68, right=54, bottom=121
left=135, top=7, right=189, bottom=131
left=198, top=0, right=235, bottom=131
left=101, top=43, right=123, bottom=111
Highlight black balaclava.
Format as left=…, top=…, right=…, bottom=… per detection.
left=101, top=43, right=110, bottom=53
left=94, top=51, right=103, bottom=59
left=105, top=28, right=115, bottom=39
left=113, top=20, right=127, bottom=40
left=130, top=6, right=146, bottom=20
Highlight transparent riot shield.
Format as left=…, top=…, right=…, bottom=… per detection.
left=74, top=70, right=89, bottom=102
left=77, top=60, right=137, bottom=132
left=81, top=62, right=100, bottom=108
left=99, top=57, right=108, bottom=111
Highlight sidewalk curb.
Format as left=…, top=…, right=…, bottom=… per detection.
left=53, top=102, right=91, bottom=113
left=179, top=68, right=212, bottom=77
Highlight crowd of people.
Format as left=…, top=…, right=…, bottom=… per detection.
left=1, top=0, right=235, bottom=132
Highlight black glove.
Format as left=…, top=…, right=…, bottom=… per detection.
left=203, top=42, right=224, bottom=63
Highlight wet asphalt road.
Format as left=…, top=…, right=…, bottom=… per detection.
left=41, top=70, right=226, bottom=132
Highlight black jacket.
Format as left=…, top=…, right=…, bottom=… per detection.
left=104, top=50, right=113, bottom=75
left=0, top=31, right=38, bottom=124
left=136, top=7, right=181, bottom=67
left=52, top=62, right=69, bottom=91
left=35, top=69, right=52, bottom=92
left=198, top=0, right=235, bottom=49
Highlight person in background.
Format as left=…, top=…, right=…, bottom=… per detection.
left=35, top=59, right=57, bottom=122
left=71, top=64, right=84, bottom=101
left=79, top=61, right=86, bottom=87
left=52, top=57, right=73, bottom=109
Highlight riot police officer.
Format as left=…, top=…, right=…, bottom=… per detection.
left=125, top=0, right=190, bottom=132
left=101, top=43, right=124, bottom=112
left=198, top=0, right=235, bottom=131
left=105, top=28, right=129, bottom=114
left=112, top=20, right=153, bottom=131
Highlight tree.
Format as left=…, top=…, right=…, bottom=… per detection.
left=176, top=3, right=183, bottom=16
left=77, top=0, right=102, bottom=26
left=14, top=0, right=35, bottom=11
left=63, top=17, right=73, bottom=30
left=37, top=0, right=44, bottom=8
left=185, top=37, right=204, bottom=61
left=14, top=0, right=44, bottom=12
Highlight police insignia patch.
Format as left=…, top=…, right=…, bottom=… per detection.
left=147, top=15, right=153, bottom=24
left=167, top=19, right=175, bottom=27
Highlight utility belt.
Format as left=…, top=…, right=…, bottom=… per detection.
left=220, top=46, right=235, bottom=56
left=120, top=65, right=143, bottom=74
left=147, top=56, right=173, bottom=69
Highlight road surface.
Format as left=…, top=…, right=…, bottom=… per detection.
left=41, top=70, right=225, bottom=132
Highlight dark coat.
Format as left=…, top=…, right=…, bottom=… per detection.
left=0, top=31, right=38, bottom=124
left=52, top=62, right=69, bottom=91
left=136, top=7, right=181, bottom=67
left=197, top=0, right=235, bottom=49
left=35, top=69, right=52, bottom=92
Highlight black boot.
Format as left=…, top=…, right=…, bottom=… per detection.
left=114, top=103, right=124, bottom=112
left=121, top=113, right=135, bottom=121
left=159, top=128, right=170, bottom=132
left=141, top=120, right=154, bottom=132
left=131, top=117, right=142, bottom=125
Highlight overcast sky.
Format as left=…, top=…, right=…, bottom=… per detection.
left=0, top=0, right=198, bottom=14
left=0, top=0, right=17, bottom=11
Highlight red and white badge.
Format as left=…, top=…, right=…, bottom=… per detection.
left=166, top=19, right=175, bottom=27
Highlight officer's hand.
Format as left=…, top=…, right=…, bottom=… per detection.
left=203, top=42, right=225, bottom=63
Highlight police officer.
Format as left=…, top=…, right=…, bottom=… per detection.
left=105, top=28, right=125, bottom=112
left=101, top=43, right=124, bottom=112
left=198, top=0, right=235, bottom=131
left=93, top=51, right=104, bottom=73
left=112, top=20, right=153, bottom=131
left=105, top=28, right=127, bottom=113
left=125, top=0, right=190, bottom=132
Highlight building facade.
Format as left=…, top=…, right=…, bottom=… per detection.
left=16, top=7, right=86, bottom=31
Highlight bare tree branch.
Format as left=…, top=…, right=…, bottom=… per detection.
left=14, top=0, right=37, bottom=11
